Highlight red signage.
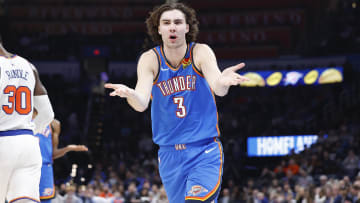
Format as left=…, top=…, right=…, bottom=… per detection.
left=199, top=10, right=305, bottom=28
left=199, top=27, right=292, bottom=49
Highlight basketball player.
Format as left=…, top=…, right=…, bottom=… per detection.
left=0, top=33, right=54, bottom=202
left=105, top=3, right=249, bottom=203
left=33, top=114, right=88, bottom=203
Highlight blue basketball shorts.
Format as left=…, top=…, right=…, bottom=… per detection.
left=158, top=138, right=223, bottom=203
left=39, top=164, right=55, bottom=201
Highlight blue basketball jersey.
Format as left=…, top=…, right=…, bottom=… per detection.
left=151, top=42, right=220, bottom=146
left=35, top=125, right=53, bottom=164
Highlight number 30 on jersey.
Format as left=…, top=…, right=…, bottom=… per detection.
left=2, top=85, right=32, bottom=115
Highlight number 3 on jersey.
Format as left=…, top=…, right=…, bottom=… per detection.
left=2, top=85, right=32, bottom=115
left=173, top=97, right=187, bottom=118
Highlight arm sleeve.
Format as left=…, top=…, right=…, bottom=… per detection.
left=33, top=95, right=54, bottom=133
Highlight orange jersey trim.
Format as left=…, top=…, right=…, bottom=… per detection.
left=160, top=44, right=190, bottom=71
left=9, top=196, right=40, bottom=203
left=210, top=90, right=221, bottom=136
left=192, top=66, right=204, bottom=78
left=185, top=138, right=223, bottom=201
left=190, top=43, right=204, bottom=78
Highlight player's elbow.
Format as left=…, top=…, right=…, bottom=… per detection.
left=214, top=89, right=228, bottom=97
left=134, top=105, right=148, bottom=112
left=214, top=91, right=227, bottom=97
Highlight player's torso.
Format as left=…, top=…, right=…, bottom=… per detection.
left=35, top=125, right=53, bottom=164
left=0, top=55, right=36, bottom=132
left=151, top=43, right=219, bottom=145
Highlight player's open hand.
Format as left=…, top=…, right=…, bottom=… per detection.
left=104, top=83, right=135, bottom=98
left=219, top=63, right=249, bottom=86
left=68, top=145, right=88, bottom=152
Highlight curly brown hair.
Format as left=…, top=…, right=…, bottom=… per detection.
left=145, top=2, right=199, bottom=47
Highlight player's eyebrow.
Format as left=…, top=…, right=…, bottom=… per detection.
left=161, top=18, right=184, bottom=22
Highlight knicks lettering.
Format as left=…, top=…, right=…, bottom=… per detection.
left=156, top=75, right=197, bottom=96
left=6, top=69, right=29, bottom=80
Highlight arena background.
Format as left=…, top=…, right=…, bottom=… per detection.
left=1, top=0, right=360, bottom=202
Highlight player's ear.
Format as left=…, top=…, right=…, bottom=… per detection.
left=185, top=24, right=189, bottom=34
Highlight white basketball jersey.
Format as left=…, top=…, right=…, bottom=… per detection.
left=0, top=55, right=36, bottom=132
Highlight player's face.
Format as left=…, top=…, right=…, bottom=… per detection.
left=158, top=9, right=189, bottom=48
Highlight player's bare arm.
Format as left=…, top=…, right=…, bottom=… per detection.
left=105, top=49, right=157, bottom=112
left=193, top=43, right=249, bottom=96
left=52, top=119, right=88, bottom=159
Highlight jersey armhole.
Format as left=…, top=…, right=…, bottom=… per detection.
left=191, top=43, right=204, bottom=77
left=152, top=48, right=161, bottom=83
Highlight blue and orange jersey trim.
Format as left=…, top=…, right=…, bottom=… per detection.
left=185, top=138, right=223, bottom=201
left=160, top=43, right=190, bottom=71
left=190, top=43, right=205, bottom=78
left=9, top=196, right=40, bottom=203
left=152, top=48, right=161, bottom=84
left=210, top=90, right=221, bottom=137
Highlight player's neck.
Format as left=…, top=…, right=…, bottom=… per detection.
left=0, top=44, right=12, bottom=57
left=163, top=43, right=187, bottom=67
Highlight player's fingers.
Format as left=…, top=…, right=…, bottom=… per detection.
left=238, top=75, right=250, bottom=81
left=233, top=73, right=249, bottom=81
left=104, top=83, right=120, bottom=89
left=80, top=145, right=88, bottom=151
left=110, top=91, right=118, bottom=96
left=229, top=63, right=246, bottom=72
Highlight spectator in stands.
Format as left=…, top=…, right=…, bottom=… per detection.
left=151, top=186, right=168, bottom=203
left=343, top=149, right=359, bottom=178
left=319, top=175, right=328, bottom=187
left=125, top=182, right=140, bottom=202
left=297, top=168, right=314, bottom=187
left=63, top=185, right=82, bottom=203
left=314, top=186, right=326, bottom=203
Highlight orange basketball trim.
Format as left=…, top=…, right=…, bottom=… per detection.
left=185, top=138, right=223, bottom=201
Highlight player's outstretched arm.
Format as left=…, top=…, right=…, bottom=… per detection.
left=104, top=50, right=156, bottom=112
left=51, top=119, right=88, bottom=160
left=193, top=44, right=249, bottom=97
